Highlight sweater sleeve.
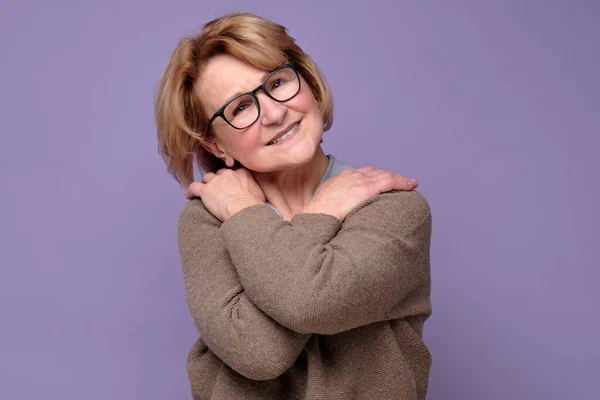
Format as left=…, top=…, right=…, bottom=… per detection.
left=177, top=199, right=311, bottom=380
left=220, top=190, right=432, bottom=335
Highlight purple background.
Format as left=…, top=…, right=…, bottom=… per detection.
left=1, top=1, right=598, bottom=399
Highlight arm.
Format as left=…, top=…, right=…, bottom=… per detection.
left=220, top=190, right=432, bottom=335
left=177, top=199, right=310, bottom=380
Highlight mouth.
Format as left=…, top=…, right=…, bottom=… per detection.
left=267, top=121, right=301, bottom=145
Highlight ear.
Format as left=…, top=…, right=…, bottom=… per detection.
left=201, top=138, right=223, bottom=158
left=202, top=139, right=235, bottom=168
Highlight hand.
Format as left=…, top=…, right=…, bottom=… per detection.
left=301, top=167, right=418, bottom=221
left=185, top=168, right=265, bottom=222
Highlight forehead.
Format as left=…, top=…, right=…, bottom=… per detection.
left=197, top=54, right=268, bottom=114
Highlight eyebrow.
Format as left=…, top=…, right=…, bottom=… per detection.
left=219, top=70, right=272, bottom=107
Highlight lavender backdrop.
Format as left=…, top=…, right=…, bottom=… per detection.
left=1, top=1, right=598, bottom=399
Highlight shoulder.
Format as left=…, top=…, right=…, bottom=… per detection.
left=345, top=190, right=432, bottom=228
left=382, top=190, right=431, bottom=218
left=177, top=198, right=221, bottom=236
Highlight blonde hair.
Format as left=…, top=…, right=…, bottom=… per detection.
left=154, top=12, right=334, bottom=186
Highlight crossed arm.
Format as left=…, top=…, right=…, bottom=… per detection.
left=177, top=190, right=431, bottom=378
left=178, top=201, right=310, bottom=380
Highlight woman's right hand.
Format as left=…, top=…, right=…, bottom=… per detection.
left=301, top=167, right=418, bottom=221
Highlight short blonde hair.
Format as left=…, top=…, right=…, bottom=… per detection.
left=154, top=12, right=334, bottom=186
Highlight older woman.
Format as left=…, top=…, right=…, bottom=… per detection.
left=155, top=12, right=432, bottom=400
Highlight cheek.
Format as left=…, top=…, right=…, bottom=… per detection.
left=211, top=125, right=257, bottom=157
left=290, top=86, right=321, bottom=117
left=225, top=126, right=263, bottom=152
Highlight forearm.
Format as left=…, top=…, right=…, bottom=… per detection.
left=220, top=191, right=432, bottom=335
left=178, top=200, right=311, bottom=380
left=187, top=285, right=310, bottom=380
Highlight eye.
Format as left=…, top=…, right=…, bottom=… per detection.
left=233, top=102, right=250, bottom=116
left=270, top=78, right=283, bottom=91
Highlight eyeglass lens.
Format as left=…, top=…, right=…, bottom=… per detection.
left=223, top=67, right=299, bottom=129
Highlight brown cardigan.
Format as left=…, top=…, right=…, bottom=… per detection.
left=177, top=190, right=432, bottom=399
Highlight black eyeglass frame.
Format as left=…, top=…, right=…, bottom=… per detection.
left=207, top=62, right=301, bottom=130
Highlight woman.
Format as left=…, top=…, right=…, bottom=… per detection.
left=155, top=12, right=432, bottom=400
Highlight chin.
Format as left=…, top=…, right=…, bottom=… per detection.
left=246, top=148, right=316, bottom=173
left=283, top=138, right=321, bottom=164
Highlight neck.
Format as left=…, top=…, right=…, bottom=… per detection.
left=252, top=147, right=330, bottom=220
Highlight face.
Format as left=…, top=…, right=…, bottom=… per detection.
left=197, top=54, right=324, bottom=173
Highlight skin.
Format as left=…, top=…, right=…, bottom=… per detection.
left=187, top=54, right=418, bottom=221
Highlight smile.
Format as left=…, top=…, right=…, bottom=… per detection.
left=268, top=122, right=300, bottom=145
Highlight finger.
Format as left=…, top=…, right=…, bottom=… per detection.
left=373, top=173, right=417, bottom=193
left=358, top=165, right=377, bottom=173
left=185, top=181, right=205, bottom=199
left=216, top=168, right=234, bottom=175
left=391, top=172, right=418, bottom=184
left=201, top=172, right=216, bottom=183
left=375, top=171, right=418, bottom=188
left=361, top=167, right=391, bottom=180
left=390, top=173, right=418, bottom=188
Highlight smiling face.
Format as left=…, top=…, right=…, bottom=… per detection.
left=197, top=54, right=325, bottom=173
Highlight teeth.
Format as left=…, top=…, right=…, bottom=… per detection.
left=269, top=124, right=298, bottom=145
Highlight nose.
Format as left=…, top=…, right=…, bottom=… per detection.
left=258, top=92, right=287, bottom=126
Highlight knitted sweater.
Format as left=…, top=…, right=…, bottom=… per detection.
left=177, top=185, right=432, bottom=399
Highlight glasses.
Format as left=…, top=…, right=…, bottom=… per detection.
left=207, top=62, right=301, bottom=130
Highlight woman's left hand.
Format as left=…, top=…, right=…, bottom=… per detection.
left=185, top=168, right=265, bottom=222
